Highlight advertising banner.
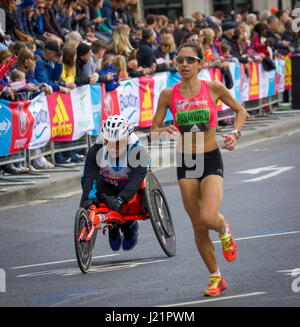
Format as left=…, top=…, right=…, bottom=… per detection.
left=139, top=75, right=155, bottom=128
left=28, top=93, right=51, bottom=149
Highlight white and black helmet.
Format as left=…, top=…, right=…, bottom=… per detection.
left=100, top=115, right=133, bottom=142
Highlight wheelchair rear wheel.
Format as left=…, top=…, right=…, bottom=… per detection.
left=144, top=171, right=176, bottom=257
left=74, top=207, right=93, bottom=273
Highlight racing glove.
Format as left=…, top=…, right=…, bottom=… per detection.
left=102, top=194, right=124, bottom=212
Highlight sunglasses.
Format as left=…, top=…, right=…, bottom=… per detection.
left=188, top=38, right=200, bottom=42
left=175, top=56, right=201, bottom=64
left=160, top=43, right=169, bottom=47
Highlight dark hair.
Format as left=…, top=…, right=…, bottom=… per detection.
left=146, top=14, right=156, bottom=25
left=253, top=22, right=267, bottom=37
left=142, top=27, right=155, bottom=40
left=176, top=43, right=203, bottom=60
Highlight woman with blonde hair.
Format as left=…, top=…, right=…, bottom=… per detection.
left=59, top=44, right=77, bottom=89
left=154, top=35, right=177, bottom=72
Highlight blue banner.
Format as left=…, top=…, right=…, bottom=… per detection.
left=165, top=72, right=181, bottom=122
left=0, top=100, right=12, bottom=157
left=90, top=84, right=102, bottom=136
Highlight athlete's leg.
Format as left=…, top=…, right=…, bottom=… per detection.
left=178, top=178, right=219, bottom=274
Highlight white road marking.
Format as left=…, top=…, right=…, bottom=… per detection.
left=158, top=292, right=266, bottom=307
left=213, top=230, right=300, bottom=244
left=237, top=165, right=294, bottom=182
left=10, top=254, right=120, bottom=270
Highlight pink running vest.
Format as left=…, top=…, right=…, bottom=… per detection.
left=169, top=80, right=217, bottom=133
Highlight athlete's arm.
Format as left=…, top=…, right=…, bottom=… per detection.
left=80, top=143, right=102, bottom=206
left=150, top=87, right=178, bottom=141
left=210, top=81, right=247, bottom=150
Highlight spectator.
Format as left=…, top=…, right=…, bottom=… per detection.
left=246, top=13, right=257, bottom=29
left=0, top=0, right=33, bottom=42
left=102, top=0, right=126, bottom=31
left=75, top=42, right=114, bottom=86
left=16, top=0, right=35, bottom=36
left=136, top=27, right=157, bottom=72
left=220, top=21, right=253, bottom=64
left=34, top=39, right=68, bottom=94
left=174, top=16, right=195, bottom=48
left=99, top=53, right=119, bottom=91
left=43, top=0, right=64, bottom=40
left=59, top=44, right=77, bottom=89
left=84, top=38, right=108, bottom=76
left=111, top=54, right=128, bottom=80
left=55, top=0, right=78, bottom=35
left=266, top=15, right=290, bottom=54
left=64, top=31, right=82, bottom=46
left=88, top=0, right=112, bottom=43
left=29, top=0, right=47, bottom=41
left=252, top=23, right=271, bottom=57
left=154, top=35, right=177, bottom=72
left=275, top=9, right=290, bottom=33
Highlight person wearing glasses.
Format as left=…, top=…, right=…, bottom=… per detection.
left=154, top=35, right=177, bottom=73
left=150, top=43, right=246, bottom=297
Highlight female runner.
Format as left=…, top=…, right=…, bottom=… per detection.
left=150, top=43, right=246, bottom=296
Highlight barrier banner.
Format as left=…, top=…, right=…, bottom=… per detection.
left=47, top=91, right=74, bottom=141
left=28, top=94, right=51, bottom=149
left=284, top=55, right=292, bottom=91
left=0, top=100, right=13, bottom=156
left=1, top=99, right=37, bottom=156
left=208, top=68, right=223, bottom=111
left=248, top=62, right=260, bottom=101
left=90, top=83, right=102, bottom=136
left=117, top=78, right=140, bottom=127
left=139, top=75, right=155, bottom=128
left=101, top=85, right=120, bottom=125
left=71, top=85, right=94, bottom=140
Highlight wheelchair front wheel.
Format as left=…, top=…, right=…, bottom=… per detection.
left=144, top=171, right=176, bottom=257
left=74, top=207, right=94, bottom=273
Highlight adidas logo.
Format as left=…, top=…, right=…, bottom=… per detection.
left=190, top=124, right=200, bottom=132
left=52, top=95, right=72, bottom=137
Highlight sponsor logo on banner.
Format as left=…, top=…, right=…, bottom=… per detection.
left=29, top=95, right=51, bottom=149
left=118, top=80, right=139, bottom=127
left=101, top=85, right=120, bottom=125
left=9, top=101, right=34, bottom=154
left=249, top=62, right=260, bottom=100
left=139, top=76, right=154, bottom=127
left=47, top=92, right=74, bottom=141
left=284, top=55, right=292, bottom=91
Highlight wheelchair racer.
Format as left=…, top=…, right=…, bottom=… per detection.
left=80, top=115, right=149, bottom=251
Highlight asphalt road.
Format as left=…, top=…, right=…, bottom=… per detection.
left=0, top=131, right=300, bottom=309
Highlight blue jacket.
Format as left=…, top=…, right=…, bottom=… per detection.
left=34, top=48, right=62, bottom=92
left=102, top=0, right=118, bottom=31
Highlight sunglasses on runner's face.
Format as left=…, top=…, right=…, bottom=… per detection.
left=176, top=56, right=202, bottom=64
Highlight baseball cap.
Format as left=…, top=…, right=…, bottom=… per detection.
left=44, top=40, right=62, bottom=56
left=182, top=16, right=195, bottom=25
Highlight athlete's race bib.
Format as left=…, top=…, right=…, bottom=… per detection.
left=175, top=108, right=211, bottom=133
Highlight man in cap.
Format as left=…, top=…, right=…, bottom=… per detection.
left=34, top=40, right=70, bottom=94
left=174, top=16, right=195, bottom=48
left=75, top=42, right=114, bottom=86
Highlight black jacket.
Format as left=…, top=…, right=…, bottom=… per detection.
left=174, top=27, right=190, bottom=48
left=137, top=39, right=156, bottom=68
left=75, top=57, right=110, bottom=86
left=220, top=35, right=248, bottom=64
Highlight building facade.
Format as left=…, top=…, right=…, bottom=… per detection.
left=143, top=0, right=298, bottom=19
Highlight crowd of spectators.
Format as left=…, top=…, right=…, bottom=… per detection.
left=0, top=0, right=299, bottom=174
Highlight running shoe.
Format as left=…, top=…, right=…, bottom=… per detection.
left=122, top=221, right=139, bottom=251
left=204, top=275, right=227, bottom=297
left=219, top=223, right=238, bottom=262
left=108, top=224, right=122, bottom=251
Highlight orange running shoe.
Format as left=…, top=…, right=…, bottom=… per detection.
left=204, top=275, right=227, bottom=296
left=219, top=223, right=238, bottom=262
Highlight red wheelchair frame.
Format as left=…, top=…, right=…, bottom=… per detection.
left=74, top=171, right=176, bottom=274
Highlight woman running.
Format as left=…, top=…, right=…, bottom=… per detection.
left=150, top=43, right=247, bottom=296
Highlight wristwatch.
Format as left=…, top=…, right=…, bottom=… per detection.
left=231, top=129, right=241, bottom=139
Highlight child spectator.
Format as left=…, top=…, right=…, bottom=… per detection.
left=111, top=54, right=128, bottom=81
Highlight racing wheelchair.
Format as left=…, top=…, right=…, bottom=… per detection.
left=74, top=170, right=176, bottom=273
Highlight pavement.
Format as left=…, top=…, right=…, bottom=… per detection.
left=0, top=108, right=300, bottom=209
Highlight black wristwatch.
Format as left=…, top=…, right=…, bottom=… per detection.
left=231, top=129, right=241, bottom=139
